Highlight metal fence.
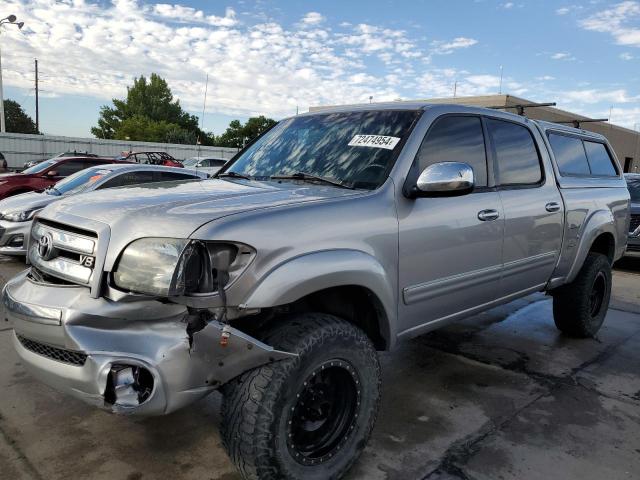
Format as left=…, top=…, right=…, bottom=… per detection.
left=0, top=132, right=239, bottom=169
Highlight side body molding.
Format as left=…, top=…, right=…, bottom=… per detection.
left=241, top=249, right=397, bottom=349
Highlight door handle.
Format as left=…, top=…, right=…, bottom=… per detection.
left=545, top=202, right=561, bottom=213
left=478, top=209, right=500, bottom=221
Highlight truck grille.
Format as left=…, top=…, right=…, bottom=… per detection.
left=630, top=215, right=640, bottom=235
left=17, top=334, right=87, bottom=366
left=28, top=219, right=97, bottom=287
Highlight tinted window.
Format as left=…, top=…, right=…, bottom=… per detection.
left=228, top=110, right=421, bottom=189
left=416, top=116, right=487, bottom=187
left=487, top=119, right=542, bottom=186
left=99, top=171, right=155, bottom=188
left=55, top=160, right=89, bottom=176
left=211, top=159, right=227, bottom=167
left=155, top=171, right=199, bottom=181
left=584, top=141, right=617, bottom=176
left=548, top=134, right=590, bottom=176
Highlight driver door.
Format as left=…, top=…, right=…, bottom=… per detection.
left=397, top=115, right=505, bottom=334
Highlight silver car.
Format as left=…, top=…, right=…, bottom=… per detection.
left=0, top=164, right=206, bottom=255
left=2, top=103, right=630, bottom=480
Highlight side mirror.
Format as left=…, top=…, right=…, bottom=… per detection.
left=46, top=170, right=58, bottom=177
left=413, top=162, right=474, bottom=197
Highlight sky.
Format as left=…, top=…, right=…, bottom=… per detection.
left=1, top=0, right=639, bottom=138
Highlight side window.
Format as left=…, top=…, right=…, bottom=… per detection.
left=486, top=119, right=542, bottom=186
left=416, top=116, right=488, bottom=187
left=211, top=160, right=227, bottom=167
left=99, top=172, right=155, bottom=189
left=584, top=141, right=617, bottom=176
left=155, top=171, right=198, bottom=182
left=55, top=160, right=88, bottom=176
left=548, top=133, right=590, bottom=176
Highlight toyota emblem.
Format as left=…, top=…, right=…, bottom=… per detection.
left=37, top=233, right=54, bottom=260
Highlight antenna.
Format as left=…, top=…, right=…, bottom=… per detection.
left=453, top=81, right=457, bottom=98
left=498, top=66, right=503, bottom=94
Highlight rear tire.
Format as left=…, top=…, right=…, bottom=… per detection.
left=552, top=252, right=612, bottom=338
left=220, top=313, right=381, bottom=480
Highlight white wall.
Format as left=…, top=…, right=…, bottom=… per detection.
left=0, top=132, right=239, bottom=169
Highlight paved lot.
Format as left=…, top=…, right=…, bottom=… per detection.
left=0, top=255, right=639, bottom=480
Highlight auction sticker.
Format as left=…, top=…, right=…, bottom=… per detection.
left=348, top=134, right=401, bottom=150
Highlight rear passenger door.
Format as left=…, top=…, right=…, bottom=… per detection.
left=486, top=118, right=564, bottom=297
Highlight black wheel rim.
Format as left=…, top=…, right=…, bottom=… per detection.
left=590, top=271, right=606, bottom=318
left=287, top=359, right=361, bottom=465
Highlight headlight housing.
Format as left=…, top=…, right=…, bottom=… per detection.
left=112, top=238, right=255, bottom=297
left=2, top=208, right=42, bottom=222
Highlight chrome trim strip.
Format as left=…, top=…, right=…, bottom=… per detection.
left=2, top=285, right=62, bottom=325
left=32, top=223, right=95, bottom=255
left=28, top=248, right=92, bottom=285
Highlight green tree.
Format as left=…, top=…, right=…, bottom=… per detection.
left=4, top=99, right=38, bottom=134
left=91, top=73, right=204, bottom=144
left=214, top=116, right=277, bottom=148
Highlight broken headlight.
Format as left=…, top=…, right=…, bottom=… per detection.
left=112, top=238, right=255, bottom=297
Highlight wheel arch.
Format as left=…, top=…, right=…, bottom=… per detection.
left=240, top=249, right=396, bottom=350
left=566, top=210, right=617, bottom=283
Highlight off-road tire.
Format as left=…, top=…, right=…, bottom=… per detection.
left=220, top=313, right=381, bottom=480
left=553, top=252, right=612, bottom=338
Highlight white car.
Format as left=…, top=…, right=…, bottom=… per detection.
left=183, top=156, right=228, bottom=176
left=0, top=164, right=206, bottom=256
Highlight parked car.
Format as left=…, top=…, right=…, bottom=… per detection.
left=23, top=151, right=99, bottom=170
left=0, top=164, right=206, bottom=256
left=3, top=104, right=630, bottom=480
left=183, top=156, right=228, bottom=176
left=624, top=173, right=640, bottom=254
left=117, top=151, right=183, bottom=168
left=0, top=156, right=129, bottom=200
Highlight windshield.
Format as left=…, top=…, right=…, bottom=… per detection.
left=224, top=110, right=421, bottom=189
left=23, top=159, right=56, bottom=174
left=626, top=177, right=640, bottom=202
left=50, top=168, right=110, bottom=195
left=183, top=158, right=200, bottom=167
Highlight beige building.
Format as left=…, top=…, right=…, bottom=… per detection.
left=312, top=94, right=640, bottom=173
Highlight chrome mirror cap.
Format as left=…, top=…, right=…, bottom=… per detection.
left=416, top=162, right=474, bottom=195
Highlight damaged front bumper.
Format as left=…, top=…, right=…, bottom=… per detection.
left=3, top=269, right=294, bottom=415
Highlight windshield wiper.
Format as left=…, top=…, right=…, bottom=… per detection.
left=270, top=172, right=355, bottom=190
left=217, top=171, right=252, bottom=180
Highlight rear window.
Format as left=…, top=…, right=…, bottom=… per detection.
left=548, top=134, right=590, bottom=176
left=584, top=141, right=617, bottom=176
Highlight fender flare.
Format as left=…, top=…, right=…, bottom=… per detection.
left=566, top=209, right=616, bottom=283
left=241, top=249, right=396, bottom=349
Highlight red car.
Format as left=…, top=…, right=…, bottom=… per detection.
left=117, top=151, right=183, bottom=168
left=0, top=156, right=129, bottom=200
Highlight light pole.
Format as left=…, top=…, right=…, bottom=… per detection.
left=0, top=15, right=25, bottom=133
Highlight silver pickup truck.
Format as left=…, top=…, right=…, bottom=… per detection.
left=2, top=104, right=630, bottom=480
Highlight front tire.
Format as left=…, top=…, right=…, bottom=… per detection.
left=220, top=313, right=381, bottom=480
left=552, top=252, right=612, bottom=338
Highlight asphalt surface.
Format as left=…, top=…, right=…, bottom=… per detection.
left=0, top=255, right=639, bottom=480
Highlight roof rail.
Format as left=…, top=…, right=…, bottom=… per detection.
left=555, top=118, right=608, bottom=129
left=487, top=102, right=556, bottom=116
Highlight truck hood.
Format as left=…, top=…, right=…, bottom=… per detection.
left=0, top=191, right=57, bottom=215
left=42, top=179, right=362, bottom=239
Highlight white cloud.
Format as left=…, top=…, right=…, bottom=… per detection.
left=536, top=75, right=556, bottom=81
left=301, top=12, right=325, bottom=26
left=580, top=1, right=640, bottom=47
left=502, top=2, right=514, bottom=9
left=562, top=88, right=637, bottom=104
left=551, top=52, right=575, bottom=60
left=431, top=37, right=478, bottom=55
left=556, top=7, right=570, bottom=15
left=620, top=52, right=634, bottom=60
